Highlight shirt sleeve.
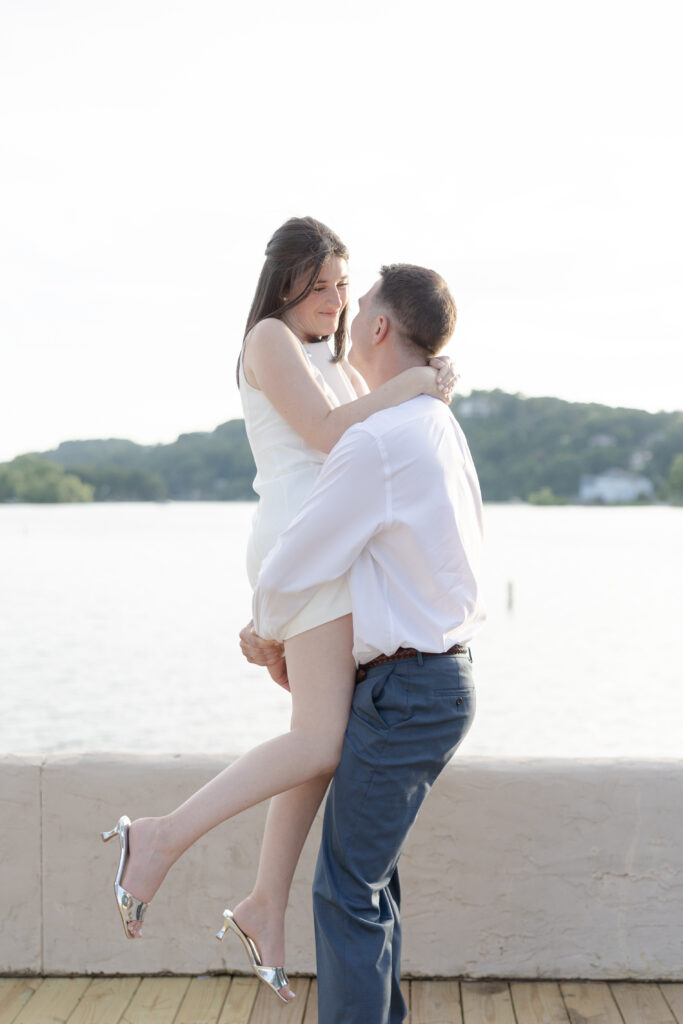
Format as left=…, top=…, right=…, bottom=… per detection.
left=253, top=426, right=387, bottom=640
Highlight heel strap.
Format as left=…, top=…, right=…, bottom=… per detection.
left=255, top=965, right=290, bottom=991
left=115, top=884, right=148, bottom=926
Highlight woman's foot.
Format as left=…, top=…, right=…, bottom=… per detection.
left=119, top=817, right=176, bottom=936
left=232, top=895, right=295, bottom=1002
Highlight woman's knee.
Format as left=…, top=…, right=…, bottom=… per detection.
left=318, top=738, right=344, bottom=775
left=299, top=727, right=344, bottom=775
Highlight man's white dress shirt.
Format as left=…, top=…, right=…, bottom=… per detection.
left=253, top=396, right=485, bottom=665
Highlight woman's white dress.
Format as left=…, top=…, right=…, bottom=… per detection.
left=239, top=338, right=356, bottom=639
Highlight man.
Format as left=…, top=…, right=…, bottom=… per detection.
left=252, top=264, right=485, bottom=1023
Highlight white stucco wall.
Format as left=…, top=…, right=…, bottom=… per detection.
left=1, top=754, right=682, bottom=978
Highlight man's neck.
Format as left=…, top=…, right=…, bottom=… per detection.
left=369, top=351, right=427, bottom=389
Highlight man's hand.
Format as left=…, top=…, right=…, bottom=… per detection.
left=239, top=619, right=285, bottom=667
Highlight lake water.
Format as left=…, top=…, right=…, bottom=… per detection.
left=1, top=502, right=681, bottom=758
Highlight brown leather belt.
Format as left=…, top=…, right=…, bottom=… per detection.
left=356, top=644, right=469, bottom=683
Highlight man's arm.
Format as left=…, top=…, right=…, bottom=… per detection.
left=253, top=426, right=386, bottom=640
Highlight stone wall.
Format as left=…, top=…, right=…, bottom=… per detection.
left=2, top=754, right=682, bottom=978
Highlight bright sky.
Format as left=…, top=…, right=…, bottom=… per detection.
left=1, top=0, right=682, bottom=462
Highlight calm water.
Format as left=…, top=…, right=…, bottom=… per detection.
left=1, top=502, right=681, bottom=758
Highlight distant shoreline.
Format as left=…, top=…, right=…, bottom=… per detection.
left=2, top=390, right=682, bottom=505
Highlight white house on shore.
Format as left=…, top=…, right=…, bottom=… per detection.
left=579, top=468, right=654, bottom=503
left=457, top=395, right=493, bottom=418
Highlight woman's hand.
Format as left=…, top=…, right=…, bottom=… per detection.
left=239, top=619, right=285, bottom=666
left=429, top=355, right=459, bottom=404
left=409, top=357, right=460, bottom=405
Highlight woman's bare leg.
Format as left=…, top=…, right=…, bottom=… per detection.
left=232, top=776, right=331, bottom=998
left=120, top=615, right=355, bottom=937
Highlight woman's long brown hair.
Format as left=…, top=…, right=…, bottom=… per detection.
left=238, top=217, right=350, bottom=384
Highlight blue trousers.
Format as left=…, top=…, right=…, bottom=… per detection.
left=313, top=651, right=476, bottom=1024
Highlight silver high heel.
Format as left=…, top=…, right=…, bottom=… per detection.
left=101, top=815, right=149, bottom=939
left=216, top=909, right=293, bottom=1003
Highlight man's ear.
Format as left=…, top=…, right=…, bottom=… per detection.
left=371, top=314, right=390, bottom=347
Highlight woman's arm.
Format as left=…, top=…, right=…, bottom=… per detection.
left=343, top=355, right=456, bottom=401
left=243, top=318, right=446, bottom=454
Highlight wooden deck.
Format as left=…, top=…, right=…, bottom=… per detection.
left=2, top=976, right=683, bottom=1023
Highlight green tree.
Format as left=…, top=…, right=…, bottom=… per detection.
left=527, top=487, right=565, bottom=505
left=0, top=465, right=14, bottom=500
left=0, top=456, right=94, bottom=502
left=74, top=466, right=167, bottom=501
left=669, top=453, right=683, bottom=495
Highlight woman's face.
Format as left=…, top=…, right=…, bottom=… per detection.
left=283, top=256, right=349, bottom=342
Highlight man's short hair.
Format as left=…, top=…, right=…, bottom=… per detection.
left=376, top=263, right=456, bottom=357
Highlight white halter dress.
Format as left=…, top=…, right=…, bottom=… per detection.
left=239, top=338, right=356, bottom=640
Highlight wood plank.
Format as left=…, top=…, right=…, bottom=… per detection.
left=5, top=978, right=679, bottom=1024
left=402, top=978, right=411, bottom=1021
left=510, top=982, right=570, bottom=1023
left=0, top=978, right=43, bottom=1024
left=66, top=977, right=140, bottom=1024
left=461, top=981, right=515, bottom=1024
left=174, top=976, right=231, bottom=1024
left=560, top=981, right=623, bottom=1024
left=298, top=976, right=410, bottom=1022
left=249, top=977, right=309, bottom=1024
left=302, top=979, right=318, bottom=1024
left=611, top=982, right=676, bottom=1024
left=13, top=978, right=91, bottom=1024
left=216, top=977, right=259, bottom=1024
left=660, top=985, right=683, bottom=1023
left=120, top=977, right=190, bottom=1024
left=411, top=980, right=462, bottom=1023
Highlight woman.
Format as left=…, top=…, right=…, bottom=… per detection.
left=102, top=217, right=456, bottom=1002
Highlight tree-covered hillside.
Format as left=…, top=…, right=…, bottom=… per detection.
left=451, top=390, right=683, bottom=502
left=32, top=419, right=256, bottom=501
left=2, top=391, right=682, bottom=503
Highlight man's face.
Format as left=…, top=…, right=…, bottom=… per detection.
left=349, top=280, right=382, bottom=379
